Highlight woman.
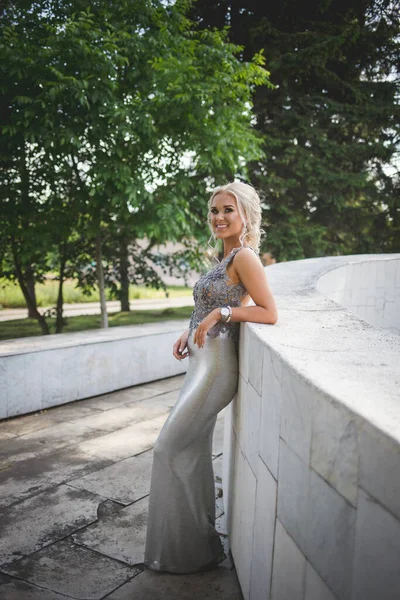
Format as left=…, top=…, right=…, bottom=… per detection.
left=143, top=181, right=278, bottom=574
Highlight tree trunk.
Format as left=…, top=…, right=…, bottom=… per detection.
left=119, top=237, right=130, bottom=312
left=20, top=140, right=40, bottom=320
left=11, top=239, right=50, bottom=335
left=55, top=241, right=67, bottom=333
left=96, top=232, right=108, bottom=328
left=25, top=265, right=37, bottom=318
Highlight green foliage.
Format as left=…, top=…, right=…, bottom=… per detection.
left=0, top=306, right=194, bottom=341
left=0, top=0, right=271, bottom=330
left=0, top=276, right=192, bottom=308
left=190, top=0, right=400, bottom=260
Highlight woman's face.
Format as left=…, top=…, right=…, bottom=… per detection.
left=210, top=192, right=245, bottom=241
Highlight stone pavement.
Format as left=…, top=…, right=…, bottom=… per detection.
left=0, top=375, right=243, bottom=600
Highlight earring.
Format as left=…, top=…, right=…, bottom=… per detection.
left=207, top=234, right=220, bottom=262
left=239, top=224, right=248, bottom=247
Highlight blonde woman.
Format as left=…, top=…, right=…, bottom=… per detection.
left=144, top=181, right=278, bottom=573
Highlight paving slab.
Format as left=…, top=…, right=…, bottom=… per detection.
left=0, top=446, right=113, bottom=510
left=0, top=404, right=103, bottom=437
left=78, top=381, right=179, bottom=412
left=1, top=539, right=141, bottom=600
left=0, top=421, right=110, bottom=465
left=75, top=414, right=168, bottom=462
left=0, top=374, right=243, bottom=600
left=0, top=484, right=105, bottom=566
left=67, top=400, right=171, bottom=434
left=0, top=573, right=72, bottom=600
left=72, top=495, right=149, bottom=566
left=103, top=562, right=243, bottom=600
left=127, top=389, right=180, bottom=411
left=68, top=449, right=153, bottom=505
left=136, top=374, right=186, bottom=395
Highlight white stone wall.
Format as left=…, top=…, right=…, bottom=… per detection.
left=223, top=253, right=400, bottom=600
left=317, top=257, right=400, bottom=335
left=0, top=321, right=188, bottom=420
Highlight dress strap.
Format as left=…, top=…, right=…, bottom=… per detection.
left=225, top=245, right=257, bottom=264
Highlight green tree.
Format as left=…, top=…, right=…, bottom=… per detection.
left=190, top=0, right=400, bottom=261
left=1, top=0, right=271, bottom=332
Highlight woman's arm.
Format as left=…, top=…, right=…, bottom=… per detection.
left=193, top=248, right=277, bottom=348
left=223, top=247, right=278, bottom=325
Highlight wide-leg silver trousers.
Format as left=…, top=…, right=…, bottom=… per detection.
left=143, top=329, right=239, bottom=573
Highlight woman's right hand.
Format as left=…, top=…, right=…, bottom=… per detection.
left=173, top=329, right=190, bottom=361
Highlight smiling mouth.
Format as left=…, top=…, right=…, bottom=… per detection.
left=216, top=225, right=228, bottom=229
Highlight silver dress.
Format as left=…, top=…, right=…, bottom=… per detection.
left=143, top=245, right=257, bottom=574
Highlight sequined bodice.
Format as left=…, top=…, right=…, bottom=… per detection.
left=188, top=245, right=257, bottom=346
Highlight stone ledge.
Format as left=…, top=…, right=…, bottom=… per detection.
left=247, top=253, right=400, bottom=444
left=224, top=253, right=400, bottom=600
left=0, top=320, right=189, bottom=420
left=0, top=320, right=189, bottom=358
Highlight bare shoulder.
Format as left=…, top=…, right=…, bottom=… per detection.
left=233, top=246, right=264, bottom=271
left=232, top=246, right=276, bottom=313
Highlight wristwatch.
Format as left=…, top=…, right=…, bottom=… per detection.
left=220, top=306, right=232, bottom=323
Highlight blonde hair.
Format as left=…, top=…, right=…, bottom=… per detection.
left=207, top=181, right=264, bottom=258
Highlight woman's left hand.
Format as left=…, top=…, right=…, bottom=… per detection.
left=193, top=309, right=220, bottom=348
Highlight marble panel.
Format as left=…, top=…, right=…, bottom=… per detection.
left=352, top=487, right=400, bottom=600
left=229, top=441, right=245, bottom=558
left=77, top=343, right=103, bottom=400
left=395, top=260, right=400, bottom=288
left=242, top=382, right=261, bottom=476
left=277, top=439, right=310, bottom=554
left=6, top=352, right=42, bottom=417
left=280, top=366, right=314, bottom=465
left=239, top=324, right=251, bottom=382
left=270, top=519, right=306, bottom=600
left=235, top=454, right=257, bottom=600
left=359, top=422, right=400, bottom=521
left=0, top=358, right=7, bottom=419
left=259, top=348, right=282, bottom=480
left=222, top=404, right=236, bottom=531
left=305, top=470, right=356, bottom=600
left=232, top=374, right=246, bottom=443
left=311, top=396, right=360, bottom=506
left=249, top=456, right=277, bottom=600
left=3, top=327, right=188, bottom=420
left=248, top=329, right=264, bottom=395
left=376, top=260, right=386, bottom=288
left=42, top=348, right=65, bottom=407
left=304, top=561, right=336, bottom=600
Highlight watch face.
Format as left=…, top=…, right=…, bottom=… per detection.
left=221, top=307, right=229, bottom=318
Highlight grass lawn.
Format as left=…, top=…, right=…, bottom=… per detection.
left=0, top=306, right=193, bottom=342
left=0, top=278, right=193, bottom=309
